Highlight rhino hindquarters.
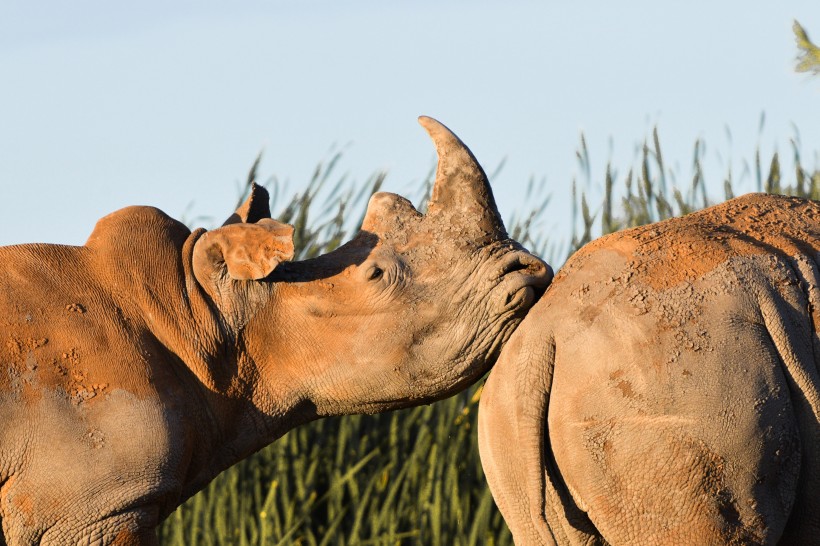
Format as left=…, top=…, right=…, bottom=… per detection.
left=547, top=262, right=805, bottom=545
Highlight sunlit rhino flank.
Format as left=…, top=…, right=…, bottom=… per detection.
left=0, top=117, right=551, bottom=545
left=478, top=193, right=820, bottom=545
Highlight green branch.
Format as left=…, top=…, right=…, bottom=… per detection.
left=794, top=20, right=820, bottom=75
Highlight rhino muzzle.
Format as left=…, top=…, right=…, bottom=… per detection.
left=498, top=251, right=553, bottom=311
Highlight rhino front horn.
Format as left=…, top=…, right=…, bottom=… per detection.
left=419, top=116, right=506, bottom=241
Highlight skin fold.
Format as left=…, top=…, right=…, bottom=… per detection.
left=478, top=193, right=820, bottom=545
left=0, top=118, right=552, bottom=545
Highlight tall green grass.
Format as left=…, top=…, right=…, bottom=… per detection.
left=159, top=130, right=818, bottom=545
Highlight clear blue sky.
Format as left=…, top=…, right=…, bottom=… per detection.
left=1, top=1, right=818, bottom=259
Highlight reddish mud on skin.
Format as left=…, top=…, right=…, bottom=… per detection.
left=0, top=117, right=552, bottom=545
left=478, top=193, right=820, bottom=545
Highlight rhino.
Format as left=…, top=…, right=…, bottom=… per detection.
left=0, top=117, right=551, bottom=545
left=478, top=193, right=820, bottom=545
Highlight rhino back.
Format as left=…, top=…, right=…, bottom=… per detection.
left=0, top=205, right=201, bottom=410
left=545, top=193, right=819, bottom=375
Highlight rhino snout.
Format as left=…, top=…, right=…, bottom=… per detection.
left=497, top=251, right=553, bottom=311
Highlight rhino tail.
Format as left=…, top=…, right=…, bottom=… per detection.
left=516, top=335, right=600, bottom=545
left=480, top=327, right=601, bottom=544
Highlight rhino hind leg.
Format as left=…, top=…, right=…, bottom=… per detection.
left=572, top=422, right=797, bottom=546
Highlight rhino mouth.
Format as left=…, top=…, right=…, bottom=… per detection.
left=506, top=285, right=538, bottom=310
left=497, top=251, right=553, bottom=311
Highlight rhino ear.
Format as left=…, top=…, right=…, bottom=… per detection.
left=223, top=183, right=272, bottom=226
left=194, top=218, right=295, bottom=282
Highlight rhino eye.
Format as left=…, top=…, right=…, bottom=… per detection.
left=367, top=266, right=384, bottom=281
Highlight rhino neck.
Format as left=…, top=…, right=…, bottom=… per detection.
left=173, top=236, right=322, bottom=477
left=236, top=283, right=413, bottom=422
left=89, top=209, right=231, bottom=389
left=87, top=208, right=271, bottom=465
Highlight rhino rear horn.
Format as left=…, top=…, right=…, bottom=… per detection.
left=223, top=183, right=272, bottom=226
left=361, top=192, right=422, bottom=236
left=418, top=116, right=506, bottom=240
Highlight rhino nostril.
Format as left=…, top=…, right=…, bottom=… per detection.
left=498, top=253, right=553, bottom=310
left=502, top=258, right=530, bottom=275
left=501, top=253, right=552, bottom=282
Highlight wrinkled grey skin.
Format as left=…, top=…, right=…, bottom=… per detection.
left=479, top=194, right=820, bottom=545
left=0, top=117, right=552, bottom=545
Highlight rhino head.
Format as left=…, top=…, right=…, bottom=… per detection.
left=0, top=117, right=553, bottom=543
left=192, top=117, right=552, bottom=418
